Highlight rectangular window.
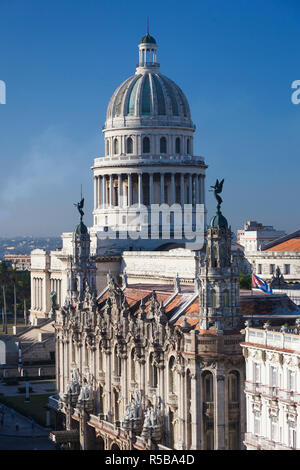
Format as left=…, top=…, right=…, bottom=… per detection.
left=257, top=264, right=262, bottom=274
left=288, top=370, right=295, bottom=392
left=270, top=264, right=275, bottom=274
left=284, top=264, right=290, bottom=275
left=270, top=366, right=277, bottom=387
left=289, top=426, right=296, bottom=449
left=254, top=414, right=260, bottom=435
left=271, top=417, right=278, bottom=442
left=254, top=363, right=260, bottom=383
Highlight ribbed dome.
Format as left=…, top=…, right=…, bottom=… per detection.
left=105, top=71, right=193, bottom=129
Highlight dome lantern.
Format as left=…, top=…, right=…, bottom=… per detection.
left=137, top=21, right=159, bottom=72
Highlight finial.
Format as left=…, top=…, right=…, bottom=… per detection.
left=147, top=16, right=149, bottom=35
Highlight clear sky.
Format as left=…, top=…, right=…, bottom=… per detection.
left=0, top=0, right=299, bottom=237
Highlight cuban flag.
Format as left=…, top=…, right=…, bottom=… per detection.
left=252, top=273, right=274, bottom=295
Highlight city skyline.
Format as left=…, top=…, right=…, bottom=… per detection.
left=0, top=0, right=299, bottom=237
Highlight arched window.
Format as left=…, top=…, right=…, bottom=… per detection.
left=223, top=289, right=229, bottom=307
left=203, top=371, right=214, bottom=402
left=160, top=136, right=167, bottom=154
left=228, top=371, right=240, bottom=402
left=113, top=389, right=119, bottom=422
left=187, top=138, right=190, bottom=155
left=106, top=139, right=110, bottom=156
left=114, top=345, right=121, bottom=377
left=210, top=289, right=216, bottom=308
left=131, top=349, right=136, bottom=382
left=149, top=353, right=158, bottom=388
left=143, top=136, right=150, bottom=153
left=175, top=137, right=181, bottom=154
left=127, top=137, right=133, bottom=154
left=114, top=138, right=119, bottom=155
left=169, top=356, right=176, bottom=393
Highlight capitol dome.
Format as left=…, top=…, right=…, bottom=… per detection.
left=105, top=71, right=193, bottom=128
left=104, top=32, right=195, bottom=136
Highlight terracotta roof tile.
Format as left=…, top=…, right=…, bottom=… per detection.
left=266, top=237, right=300, bottom=252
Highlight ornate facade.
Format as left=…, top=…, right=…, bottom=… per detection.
left=242, top=323, right=300, bottom=450
left=50, top=200, right=245, bottom=450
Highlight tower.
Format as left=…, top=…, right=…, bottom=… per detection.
left=199, top=180, right=240, bottom=332
left=66, top=200, right=97, bottom=304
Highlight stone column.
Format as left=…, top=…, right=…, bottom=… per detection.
left=195, top=174, right=199, bottom=205
left=215, top=366, right=226, bottom=450
left=180, top=173, right=185, bottom=207
left=200, top=175, right=205, bottom=205
left=128, top=174, right=132, bottom=207
left=99, top=177, right=102, bottom=208
left=102, top=176, right=106, bottom=208
left=118, top=174, right=122, bottom=208
left=94, top=177, right=97, bottom=209
left=138, top=173, right=143, bottom=206
left=149, top=173, right=154, bottom=205
left=190, top=371, right=199, bottom=449
left=188, top=174, right=192, bottom=205
left=160, top=173, right=165, bottom=204
left=178, top=368, right=186, bottom=448
left=171, top=173, right=175, bottom=205
left=109, top=175, right=113, bottom=207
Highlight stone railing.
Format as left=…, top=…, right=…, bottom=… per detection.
left=94, top=154, right=205, bottom=168
left=245, top=381, right=261, bottom=395
left=244, top=433, right=292, bottom=450
left=246, top=327, right=300, bottom=352
left=203, top=402, right=214, bottom=418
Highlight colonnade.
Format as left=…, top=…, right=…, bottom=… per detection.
left=32, top=277, right=43, bottom=311
left=94, top=172, right=205, bottom=209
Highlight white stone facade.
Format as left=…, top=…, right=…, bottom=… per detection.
left=237, top=221, right=285, bottom=253
left=247, top=250, right=300, bottom=284
left=242, top=325, right=300, bottom=450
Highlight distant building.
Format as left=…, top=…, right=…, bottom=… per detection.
left=0, top=319, right=55, bottom=379
left=237, top=221, right=285, bottom=253
left=247, top=230, right=300, bottom=289
left=4, top=254, right=31, bottom=271
left=242, top=322, right=300, bottom=450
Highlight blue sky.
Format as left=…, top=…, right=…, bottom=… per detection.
left=0, top=0, right=299, bottom=237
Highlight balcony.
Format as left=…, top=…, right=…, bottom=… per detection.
left=112, top=375, right=121, bottom=387
left=228, top=402, right=240, bottom=420
left=203, top=402, right=214, bottom=419
left=245, top=381, right=261, bottom=395
left=260, top=385, right=279, bottom=399
left=244, top=433, right=292, bottom=451
left=167, top=392, right=178, bottom=408
left=278, top=389, right=300, bottom=404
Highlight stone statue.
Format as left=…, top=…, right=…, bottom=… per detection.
left=50, top=291, right=57, bottom=309
left=210, top=178, right=224, bottom=212
left=74, top=197, right=84, bottom=220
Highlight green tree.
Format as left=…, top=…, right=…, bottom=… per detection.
left=239, top=272, right=252, bottom=290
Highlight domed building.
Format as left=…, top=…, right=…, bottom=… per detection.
left=91, top=31, right=207, bottom=254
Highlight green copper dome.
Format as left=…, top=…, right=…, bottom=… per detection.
left=75, top=221, right=88, bottom=235
left=209, top=212, right=228, bottom=229
left=140, top=33, right=156, bottom=44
